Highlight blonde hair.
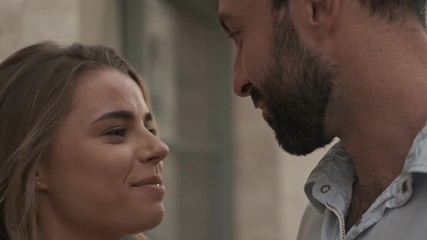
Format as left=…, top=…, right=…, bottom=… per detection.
left=0, top=41, right=153, bottom=240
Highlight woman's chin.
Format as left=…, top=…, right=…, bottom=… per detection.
left=129, top=205, right=165, bottom=233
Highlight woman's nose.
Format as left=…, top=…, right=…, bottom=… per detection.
left=137, top=132, right=169, bottom=165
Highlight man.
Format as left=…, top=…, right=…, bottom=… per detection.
left=218, top=0, right=427, bottom=239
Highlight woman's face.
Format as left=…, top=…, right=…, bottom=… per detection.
left=38, top=69, right=169, bottom=238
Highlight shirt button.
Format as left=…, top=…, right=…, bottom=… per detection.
left=321, top=185, right=331, bottom=193
left=402, top=180, right=408, bottom=193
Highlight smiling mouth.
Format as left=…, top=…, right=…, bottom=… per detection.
left=133, top=183, right=162, bottom=187
left=130, top=177, right=166, bottom=197
left=131, top=176, right=163, bottom=188
left=131, top=182, right=163, bottom=188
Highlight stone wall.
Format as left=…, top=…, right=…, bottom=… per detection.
left=0, top=0, right=79, bottom=60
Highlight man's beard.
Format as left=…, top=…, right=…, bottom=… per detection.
left=251, top=10, right=336, bottom=156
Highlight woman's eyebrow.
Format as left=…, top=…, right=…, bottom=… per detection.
left=91, top=111, right=154, bottom=125
left=92, top=110, right=134, bottom=124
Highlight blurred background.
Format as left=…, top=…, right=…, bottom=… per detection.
left=0, top=0, right=337, bottom=239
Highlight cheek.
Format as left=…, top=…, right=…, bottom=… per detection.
left=48, top=141, right=133, bottom=197
left=44, top=143, right=136, bottom=227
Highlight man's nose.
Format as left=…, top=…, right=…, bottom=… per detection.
left=232, top=48, right=252, bottom=97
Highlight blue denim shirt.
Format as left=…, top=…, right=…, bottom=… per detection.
left=298, top=124, right=427, bottom=240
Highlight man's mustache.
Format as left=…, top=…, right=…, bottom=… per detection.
left=250, top=87, right=263, bottom=107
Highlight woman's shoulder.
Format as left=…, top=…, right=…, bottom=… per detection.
left=122, top=233, right=148, bottom=240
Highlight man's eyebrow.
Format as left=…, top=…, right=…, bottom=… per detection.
left=92, top=110, right=136, bottom=125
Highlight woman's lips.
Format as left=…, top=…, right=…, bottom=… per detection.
left=131, top=176, right=165, bottom=198
left=131, top=176, right=162, bottom=187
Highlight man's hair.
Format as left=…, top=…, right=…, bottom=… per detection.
left=360, top=0, right=426, bottom=25
left=271, top=0, right=426, bottom=27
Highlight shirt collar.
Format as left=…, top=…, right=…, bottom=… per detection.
left=403, top=122, right=427, bottom=174
left=304, top=142, right=356, bottom=213
left=304, top=122, right=427, bottom=213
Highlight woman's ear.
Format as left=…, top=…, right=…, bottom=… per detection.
left=35, top=166, right=49, bottom=191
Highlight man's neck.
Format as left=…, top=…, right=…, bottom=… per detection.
left=329, top=15, right=427, bottom=189
left=325, top=15, right=427, bottom=230
left=345, top=179, right=384, bottom=232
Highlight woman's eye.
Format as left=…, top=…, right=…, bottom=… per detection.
left=146, top=127, right=157, bottom=136
left=103, top=127, right=126, bottom=137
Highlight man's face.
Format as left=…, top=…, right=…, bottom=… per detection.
left=219, top=0, right=336, bottom=155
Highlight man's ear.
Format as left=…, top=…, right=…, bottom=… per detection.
left=308, top=0, right=339, bottom=25
left=294, top=0, right=339, bottom=46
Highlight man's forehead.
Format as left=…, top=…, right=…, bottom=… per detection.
left=218, top=0, right=254, bottom=18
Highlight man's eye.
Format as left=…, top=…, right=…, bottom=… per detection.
left=227, top=31, right=239, bottom=39
left=103, top=127, right=126, bottom=137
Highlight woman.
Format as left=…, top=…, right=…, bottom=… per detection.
left=0, top=42, right=169, bottom=240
